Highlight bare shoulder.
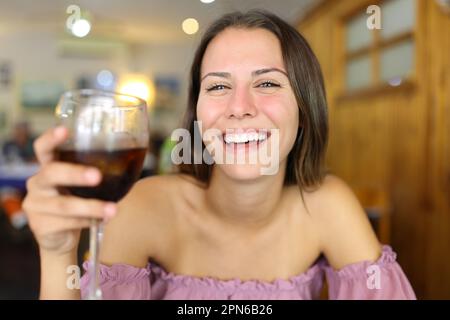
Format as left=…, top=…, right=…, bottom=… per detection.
left=99, top=174, right=189, bottom=267
left=305, top=174, right=381, bottom=270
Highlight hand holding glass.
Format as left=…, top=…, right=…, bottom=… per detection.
left=54, top=90, right=149, bottom=299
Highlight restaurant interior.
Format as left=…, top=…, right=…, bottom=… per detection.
left=0, top=0, right=449, bottom=299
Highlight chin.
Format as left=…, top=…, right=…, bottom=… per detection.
left=217, top=162, right=279, bottom=181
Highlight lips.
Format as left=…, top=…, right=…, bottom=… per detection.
left=220, top=129, right=272, bottom=147
left=214, top=128, right=271, bottom=151
left=224, top=132, right=267, bottom=144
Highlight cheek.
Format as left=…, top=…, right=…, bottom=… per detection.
left=258, top=94, right=299, bottom=156
left=258, top=94, right=299, bottom=130
left=196, top=96, right=223, bottom=128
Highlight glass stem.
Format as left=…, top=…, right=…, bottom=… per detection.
left=87, top=219, right=103, bottom=300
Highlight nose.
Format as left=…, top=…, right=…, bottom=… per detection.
left=225, top=85, right=257, bottom=120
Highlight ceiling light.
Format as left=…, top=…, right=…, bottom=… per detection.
left=182, top=18, right=199, bottom=35
left=72, top=19, right=91, bottom=38
left=96, top=70, right=114, bottom=88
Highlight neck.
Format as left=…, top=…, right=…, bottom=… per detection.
left=204, top=164, right=287, bottom=230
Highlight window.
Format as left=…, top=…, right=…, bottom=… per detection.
left=344, top=0, right=416, bottom=92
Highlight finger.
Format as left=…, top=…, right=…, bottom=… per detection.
left=34, top=126, right=68, bottom=165
left=31, top=162, right=101, bottom=189
left=25, top=195, right=117, bottom=220
left=31, top=215, right=95, bottom=237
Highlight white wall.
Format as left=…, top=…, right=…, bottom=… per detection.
left=0, top=28, right=196, bottom=140
left=132, top=41, right=197, bottom=134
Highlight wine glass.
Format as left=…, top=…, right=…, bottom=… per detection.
left=54, top=89, right=149, bottom=299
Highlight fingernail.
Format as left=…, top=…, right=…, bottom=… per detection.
left=85, top=169, right=100, bottom=183
left=103, top=203, right=117, bottom=219
left=54, top=126, right=66, bottom=139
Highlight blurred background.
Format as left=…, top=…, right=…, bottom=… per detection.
left=0, top=0, right=448, bottom=299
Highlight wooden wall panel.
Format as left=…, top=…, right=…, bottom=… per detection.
left=425, top=0, right=450, bottom=299
left=298, top=0, right=450, bottom=298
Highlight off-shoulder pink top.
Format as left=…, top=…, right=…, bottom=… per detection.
left=80, top=245, right=416, bottom=300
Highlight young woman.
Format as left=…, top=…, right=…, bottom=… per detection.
left=23, top=10, right=416, bottom=300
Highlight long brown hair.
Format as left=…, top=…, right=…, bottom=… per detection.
left=178, top=10, right=329, bottom=193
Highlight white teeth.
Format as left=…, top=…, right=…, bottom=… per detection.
left=258, top=132, right=267, bottom=141
left=247, top=133, right=258, bottom=142
left=223, top=131, right=268, bottom=144
left=224, top=134, right=232, bottom=144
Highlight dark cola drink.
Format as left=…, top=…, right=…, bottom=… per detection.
left=54, top=147, right=147, bottom=202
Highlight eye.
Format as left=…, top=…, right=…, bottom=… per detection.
left=257, top=81, right=281, bottom=88
left=206, top=84, right=230, bottom=92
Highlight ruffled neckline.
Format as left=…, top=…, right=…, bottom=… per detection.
left=88, top=245, right=396, bottom=290
left=150, top=260, right=324, bottom=291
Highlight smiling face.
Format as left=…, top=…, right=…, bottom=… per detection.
left=196, top=27, right=299, bottom=180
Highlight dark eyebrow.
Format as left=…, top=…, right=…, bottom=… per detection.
left=200, top=72, right=231, bottom=82
left=251, top=68, right=288, bottom=78
left=200, top=68, right=288, bottom=82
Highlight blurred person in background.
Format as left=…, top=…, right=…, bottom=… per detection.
left=0, top=121, right=37, bottom=229
left=2, top=121, right=36, bottom=163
